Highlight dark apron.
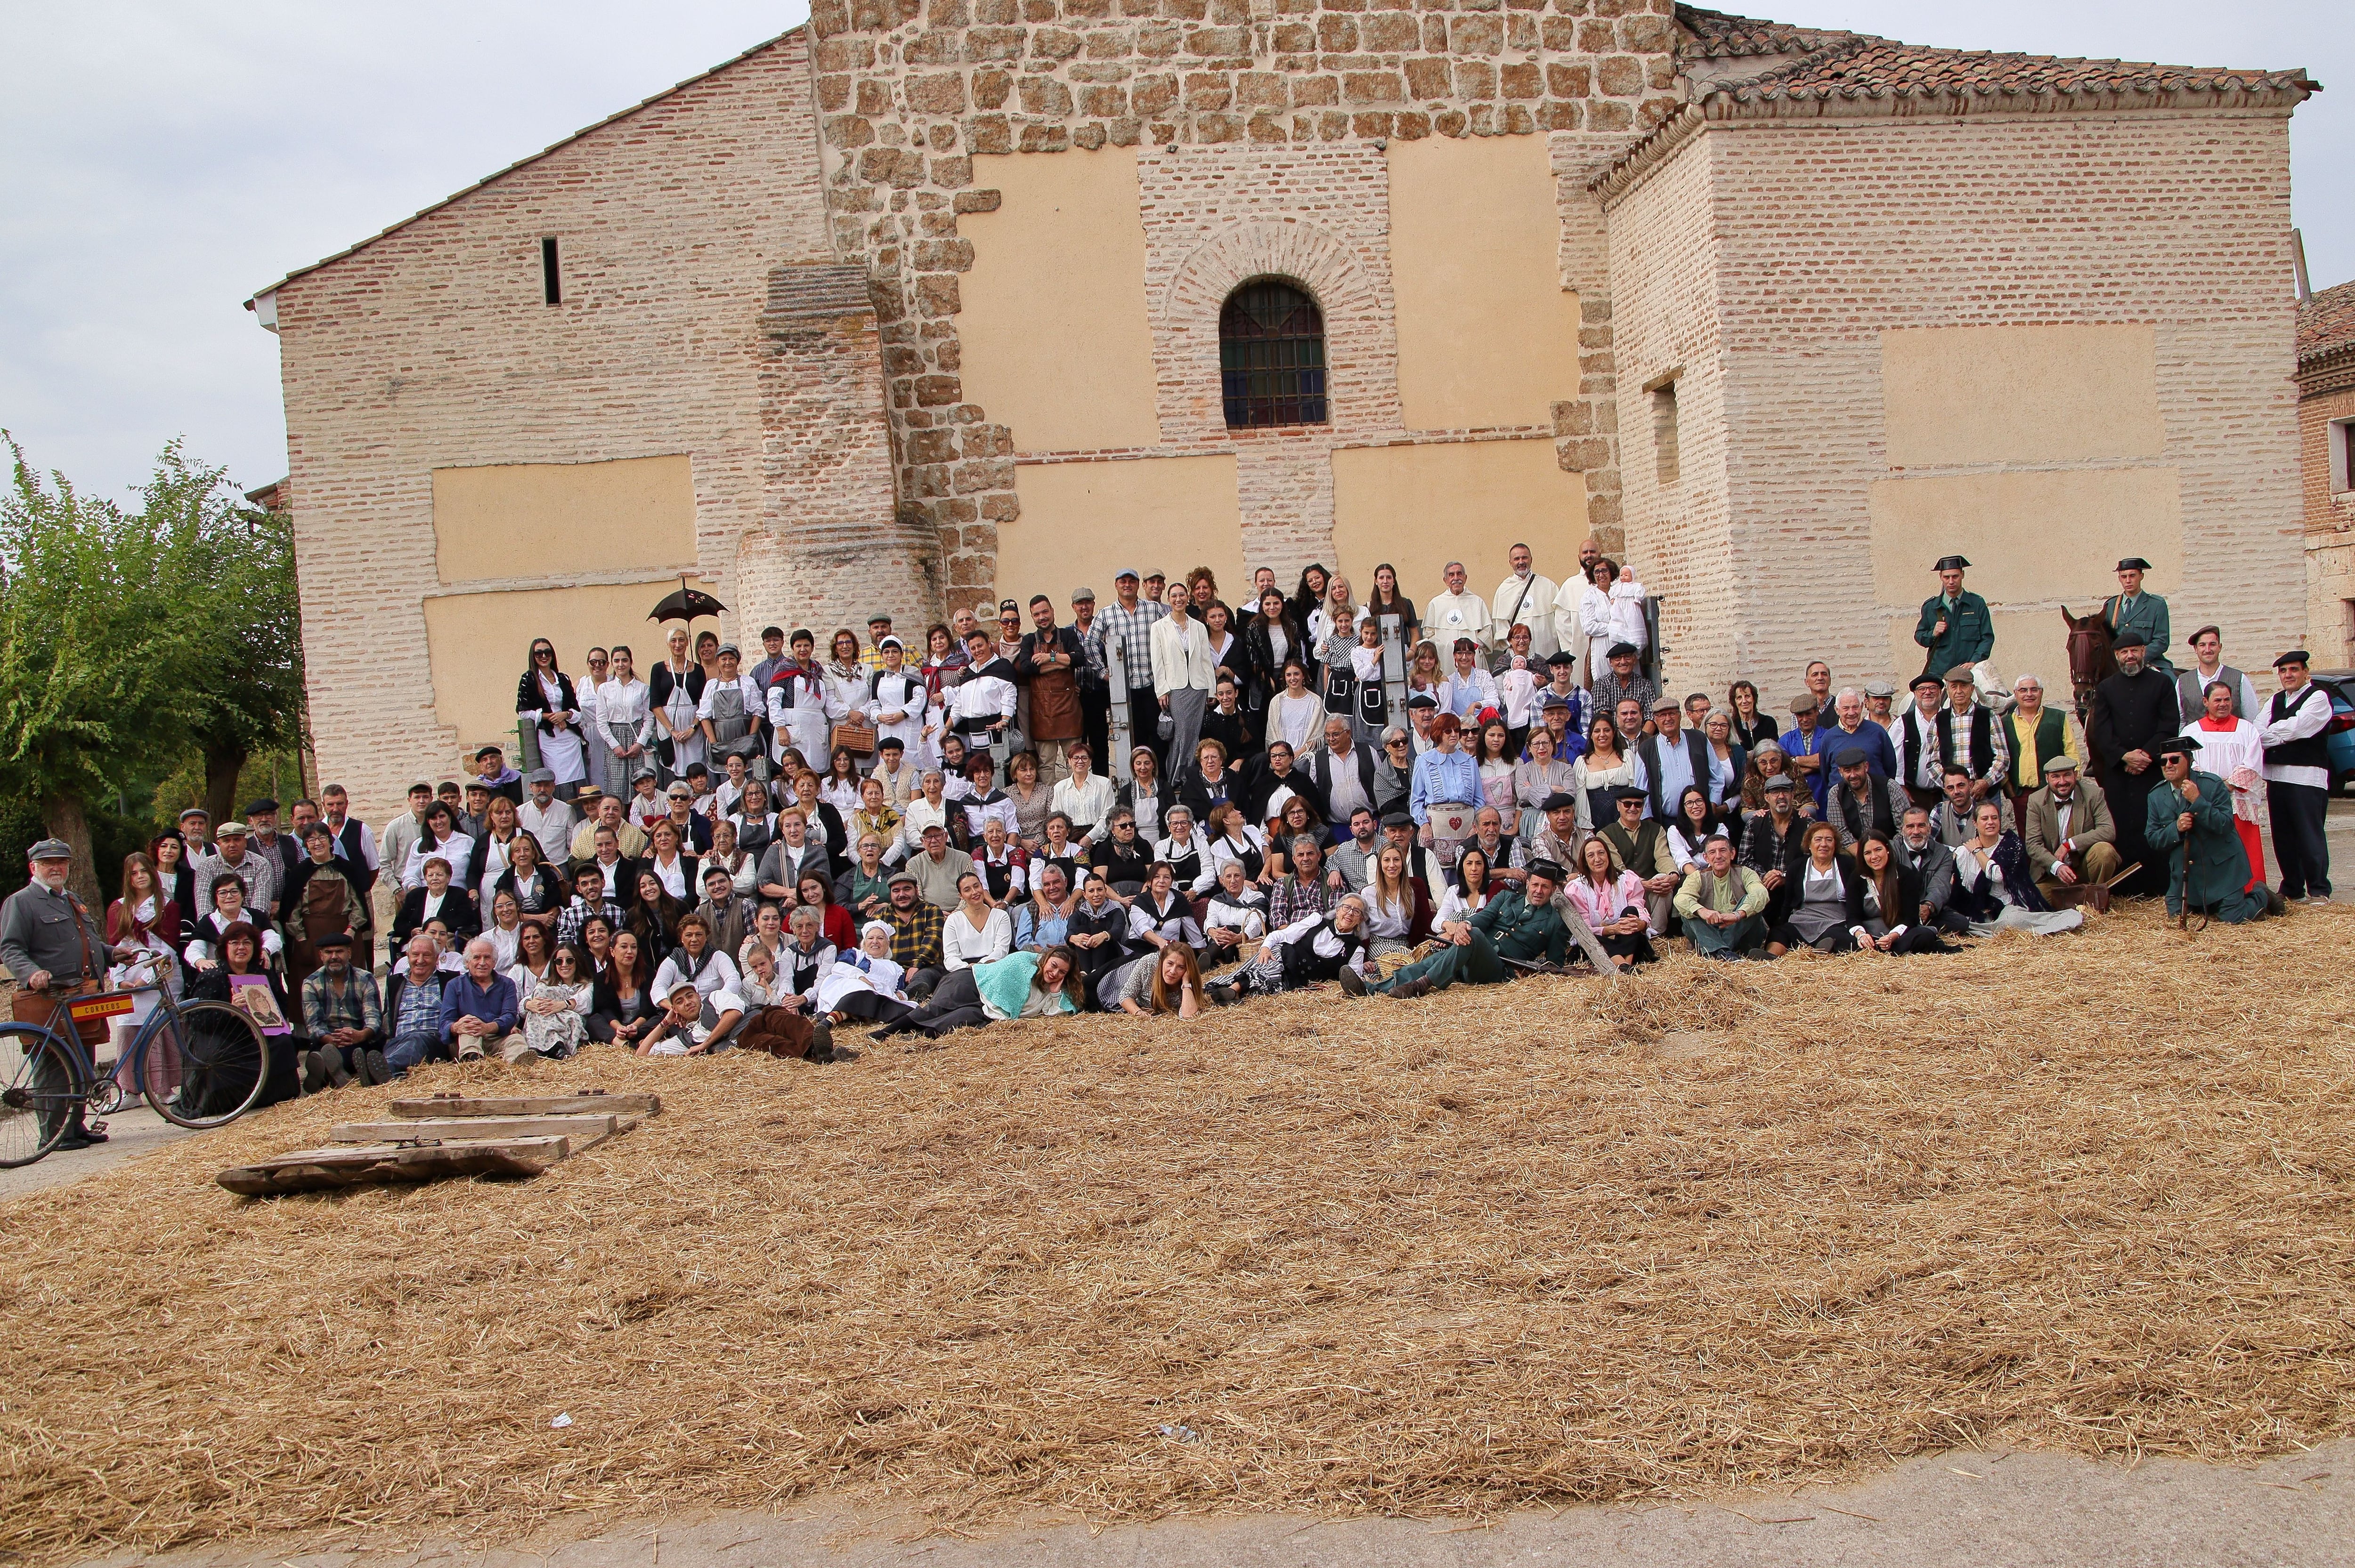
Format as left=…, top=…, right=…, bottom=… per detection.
left=1029, top=662, right=1083, bottom=744
left=707, top=681, right=760, bottom=762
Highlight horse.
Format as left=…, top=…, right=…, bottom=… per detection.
left=2061, top=605, right=2117, bottom=774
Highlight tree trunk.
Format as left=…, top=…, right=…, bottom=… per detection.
left=203, top=742, right=247, bottom=832
left=41, top=792, right=103, bottom=910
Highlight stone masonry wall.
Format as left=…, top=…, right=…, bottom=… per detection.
left=273, top=33, right=876, bottom=824
left=805, top=0, right=1681, bottom=609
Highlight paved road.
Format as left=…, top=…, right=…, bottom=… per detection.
left=71, top=1439, right=2355, bottom=1568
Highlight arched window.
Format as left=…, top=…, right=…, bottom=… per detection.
left=1220, top=279, right=1327, bottom=428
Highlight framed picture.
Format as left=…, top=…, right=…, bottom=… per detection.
left=228, top=973, right=291, bottom=1035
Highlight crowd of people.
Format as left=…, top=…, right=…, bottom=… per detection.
left=3, top=544, right=2334, bottom=1142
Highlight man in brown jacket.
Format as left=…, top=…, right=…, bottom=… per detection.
left=2022, top=755, right=2123, bottom=902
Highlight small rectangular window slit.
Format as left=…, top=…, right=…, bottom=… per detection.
left=1651, top=381, right=1680, bottom=488
left=541, top=237, right=562, bottom=306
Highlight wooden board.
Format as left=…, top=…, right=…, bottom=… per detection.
left=327, top=1114, right=625, bottom=1147
left=387, top=1093, right=660, bottom=1118
left=219, top=1136, right=570, bottom=1196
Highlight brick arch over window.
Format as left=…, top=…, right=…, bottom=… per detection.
left=1160, top=220, right=1395, bottom=439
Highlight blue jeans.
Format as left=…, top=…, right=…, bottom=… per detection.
left=1684, top=911, right=1762, bottom=955
left=384, top=1030, right=446, bottom=1075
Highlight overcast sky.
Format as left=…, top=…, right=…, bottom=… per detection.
left=1, top=0, right=2347, bottom=504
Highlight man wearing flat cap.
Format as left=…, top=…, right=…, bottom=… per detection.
left=2103, top=558, right=2172, bottom=675
left=1362, top=857, right=1574, bottom=998
left=1588, top=641, right=1659, bottom=730
left=1914, top=556, right=1993, bottom=679
left=2088, top=625, right=2182, bottom=897
left=2022, top=755, right=2121, bottom=904
left=2258, top=649, right=2335, bottom=902
left=2145, top=736, right=2280, bottom=922
left=1, top=839, right=116, bottom=1149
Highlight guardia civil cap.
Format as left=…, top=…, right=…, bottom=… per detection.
left=2116, top=557, right=2152, bottom=572
left=2111, top=629, right=2148, bottom=649
left=1525, top=858, right=1566, bottom=883
left=1933, top=555, right=1970, bottom=571
left=2155, top=735, right=2201, bottom=758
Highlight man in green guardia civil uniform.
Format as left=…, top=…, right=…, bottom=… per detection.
left=2144, top=735, right=2279, bottom=924
left=1360, top=860, right=1575, bottom=998
left=1913, top=555, right=1994, bottom=679
left=2103, top=557, right=2172, bottom=675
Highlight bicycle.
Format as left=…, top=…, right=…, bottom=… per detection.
left=0, top=953, right=272, bottom=1168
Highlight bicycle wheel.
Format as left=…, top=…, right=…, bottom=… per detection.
left=138, top=1002, right=270, bottom=1129
left=0, top=1024, right=85, bottom=1167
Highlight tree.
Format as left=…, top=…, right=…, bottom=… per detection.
left=0, top=436, right=183, bottom=905
left=0, top=436, right=305, bottom=907
left=142, top=452, right=306, bottom=827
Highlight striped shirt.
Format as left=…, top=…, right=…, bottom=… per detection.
left=1097, top=599, right=1166, bottom=687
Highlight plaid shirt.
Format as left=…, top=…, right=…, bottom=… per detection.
left=1589, top=670, right=1660, bottom=729
left=1097, top=599, right=1164, bottom=687
left=1267, top=873, right=1337, bottom=929
left=884, top=900, right=945, bottom=971
left=557, top=897, right=625, bottom=949
left=300, top=966, right=383, bottom=1038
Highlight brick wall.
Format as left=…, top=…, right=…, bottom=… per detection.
left=2300, top=362, right=2355, bottom=664
left=808, top=0, right=1682, bottom=608
left=1607, top=107, right=2307, bottom=701
left=273, top=33, right=909, bottom=824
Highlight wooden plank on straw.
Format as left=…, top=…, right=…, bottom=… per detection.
left=386, top=1093, right=660, bottom=1118
left=216, top=1136, right=571, bottom=1196
left=327, top=1114, right=625, bottom=1145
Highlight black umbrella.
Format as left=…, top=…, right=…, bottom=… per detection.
left=648, top=576, right=726, bottom=623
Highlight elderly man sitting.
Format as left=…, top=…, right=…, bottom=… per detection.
left=438, top=936, right=520, bottom=1063
left=2022, top=755, right=2123, bottom=905
left=1674, top=832, right=1769, bottom=959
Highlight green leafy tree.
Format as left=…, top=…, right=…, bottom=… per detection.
left=142, top=449, right=307, bottom=827
left=0, top=436, right=305, bottom=906
left=0, top=436, right=183, bottom=904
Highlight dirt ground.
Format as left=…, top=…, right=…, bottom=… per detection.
left=69, top=1439, right=2355, bottom=1568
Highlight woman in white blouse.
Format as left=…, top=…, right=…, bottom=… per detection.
left=1050, top=744, right=1115, bottom=846
left=651, top=627, right=708, bottom=783
left=1267, top=660, right=1324, bottom=756
left=941, top=871, right=1014, bottom=971
left=485, top=889, right=525, bottom=971
left=706, top=818, right=758, bottom=898
left=820, top=630, right=869, bottom=737
left=1358, top=843, right=1420, bottom=958
left=901, top=770, right=953, bottom=859
left=595, top=644, right=654, bottom=799
left=1435, top=845, right=1496, bottom=927
left=1571, top=713, right=1639, bottom=833
left=643, top=820, right=696, bottom=904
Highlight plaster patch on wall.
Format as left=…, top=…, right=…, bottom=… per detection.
left=431, top=456, right=698, bottom=586
left=1005, top=455, right=1245, bottom=613
left=1389, top=133, right=1582, bottom=431
left=962, top=148, right=1162, bottom=455
left=1867, top=467, right=2182, bottom=606
left=1880, top=324, right=2164, bottom=468
left=1330, top=438, right=1584, bottom=604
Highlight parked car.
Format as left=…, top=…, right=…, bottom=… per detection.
left=2311, top=670, right=2355, bottom=795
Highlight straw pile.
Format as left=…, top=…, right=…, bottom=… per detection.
left=3, top=902, right=2351, bottom=1564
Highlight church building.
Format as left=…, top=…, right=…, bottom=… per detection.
left=245, top=2, right=2319, bottom=817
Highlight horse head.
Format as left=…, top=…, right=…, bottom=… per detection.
left=2060, top=606, right=2116, bottom=711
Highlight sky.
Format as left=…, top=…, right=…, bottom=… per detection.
left=0, top=0, right=2347, bottom=506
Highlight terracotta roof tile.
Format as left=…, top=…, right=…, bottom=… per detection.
left=1672, top=4, right=2318, bottom=103
left=1674, top=5, right=1856, bottom=61
left=2299, top=280, right=2355, bottom=365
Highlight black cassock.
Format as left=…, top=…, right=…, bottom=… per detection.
left=2087, top=667, right=2180, bottom=897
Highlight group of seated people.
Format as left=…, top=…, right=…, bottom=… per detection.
left=105, top=539, right=2307, bottom=1078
